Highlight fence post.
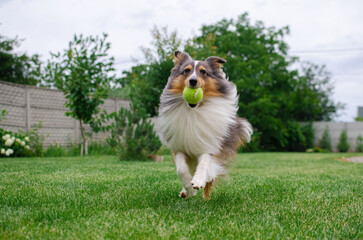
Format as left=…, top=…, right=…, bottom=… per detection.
left=25, top=87, right=31, bottom=131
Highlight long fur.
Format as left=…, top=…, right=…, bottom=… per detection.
left=157, top=51, right=253, bottom=199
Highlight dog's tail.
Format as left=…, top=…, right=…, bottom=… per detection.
left=239, top=118, right=253, bottom=147
left=203, top=181, right=215, bottom=200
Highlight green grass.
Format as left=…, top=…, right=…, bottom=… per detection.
left=0, top=153, right=362, bottom=239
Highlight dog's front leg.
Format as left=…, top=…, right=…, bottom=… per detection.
left=175, top=152, right=197, bottom=198
left=191, top=154, right=225, bottom=190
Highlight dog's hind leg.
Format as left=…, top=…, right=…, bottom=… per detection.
left=203, top=181, right=214, bottom=200
left=175, top=152, right=197, bottom=198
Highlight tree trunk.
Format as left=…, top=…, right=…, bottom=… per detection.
left=80, top=142, right=83, bottom=157
left=79, top=119, right=87, bottom=156
left=85, top=139, right=88, bottom=155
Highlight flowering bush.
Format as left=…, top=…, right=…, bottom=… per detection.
left=0, top=129, right=32, bottom=157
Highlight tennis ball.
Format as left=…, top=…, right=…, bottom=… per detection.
left=183, top=87, right=203, bottom=104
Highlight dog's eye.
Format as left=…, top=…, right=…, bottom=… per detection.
left=200, top=69, right=207, bottom=76
left=184, top=69, right=190, bottom=75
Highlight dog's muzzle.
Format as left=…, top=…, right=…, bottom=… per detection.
left=188, top=103, right=198, bottom=108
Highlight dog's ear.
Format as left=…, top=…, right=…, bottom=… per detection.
left=174, top=51, right=191, bottom=65
left=205, top=56, right=226, bottom=68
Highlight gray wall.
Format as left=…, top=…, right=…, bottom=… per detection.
left=358, top=107, right=363, bottom=118
left=313, top=122, right=363, bottom=152
left=0, top=81, right=130, bottom=147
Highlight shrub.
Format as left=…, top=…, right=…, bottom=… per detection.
left=107, top=103, right=162, bottom=161
left=355, top=135, right=363, bottom=152
left=320, top=126, right=332, bottom=151
left=336, top=129, right=350, bottom=152
left=301, top=122, right=315, bottom=149
left=1, top=115, right=44, bottom=157
left=284, top=121, right=307, bottom=151
left=24, top=122, right=45, bottom=157
left=0, top=129, right=32, bottom=157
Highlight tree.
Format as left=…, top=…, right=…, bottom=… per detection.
left=45, top=33, right=116, bottom=156
left=320, top=126, right=332, bottom=151
left=336, top=129, right=350, bottom=152
left=120, top=26, right=181, bottom=116
left=295, top=62, right=344, bottom=121
left=0, top=33, right=42, bottom=85
left=355, top=135, right=363, bottom=152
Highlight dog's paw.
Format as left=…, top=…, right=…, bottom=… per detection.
left=191, top=176, right=206, bottom=190
left=179, top=188, right=197, bottom=198
left=179, top=190, right=188, bottom=198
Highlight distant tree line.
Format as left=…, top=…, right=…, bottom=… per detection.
left=0, top=33, right=42, bottom=85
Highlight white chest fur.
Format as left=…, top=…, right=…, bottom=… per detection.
left=158, top=92, right=238, bottom=157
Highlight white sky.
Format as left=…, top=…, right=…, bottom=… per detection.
left=1, top=0, right=362, bottom=121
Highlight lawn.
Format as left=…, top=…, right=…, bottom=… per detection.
left=0, top=153, right=362, bottom=239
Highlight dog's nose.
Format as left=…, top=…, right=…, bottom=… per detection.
left=189, top=78, right=198, bottom=87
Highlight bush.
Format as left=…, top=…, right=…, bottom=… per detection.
left=0, top=129, right=32, bottom=157
left=107, top=103, right=162, bottom=161
left=241, top=122, right=314, bottom=152
left=283, top=121, right=307, bottom=151
left=355, top=135, right=363, bottom=152
left=1, top=109, right=44, bottom=157
left=301, top=122, right=315, bottom=149
left=320, top=126, right=332, bottom=151
left=24, top=122, right=45, bottom=157
left=336, top=129, right=350, bottom=152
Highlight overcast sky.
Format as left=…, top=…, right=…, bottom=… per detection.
left=1, top=0, right=362, bottom=121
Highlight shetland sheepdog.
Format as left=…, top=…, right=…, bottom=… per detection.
left=157, top=51, right=253, bottom=200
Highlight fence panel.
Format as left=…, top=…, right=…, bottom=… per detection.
left=0, top=81, right=130, bottom=147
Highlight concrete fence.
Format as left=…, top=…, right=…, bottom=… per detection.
left=0, top=81, right=130, bottom=147
left=312, top=122, right=363, bottom=152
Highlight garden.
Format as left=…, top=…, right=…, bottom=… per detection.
left=1, top=13, right=363, bottom=239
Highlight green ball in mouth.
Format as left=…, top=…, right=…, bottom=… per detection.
left=183, top=87, right=203, bottom=105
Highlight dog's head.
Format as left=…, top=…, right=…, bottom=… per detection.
left=167, top=51, right=228, bottom=107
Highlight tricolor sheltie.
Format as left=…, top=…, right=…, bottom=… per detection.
left=157, top=51, right=253, bottom=200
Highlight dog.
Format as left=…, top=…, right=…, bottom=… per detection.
left=157, top=51, right=253, bottom=200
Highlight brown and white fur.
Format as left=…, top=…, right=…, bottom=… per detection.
left=157, top=51, right=253, bottom=200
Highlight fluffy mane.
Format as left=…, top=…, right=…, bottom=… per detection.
left=157, top=53, right=252, bottom=161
